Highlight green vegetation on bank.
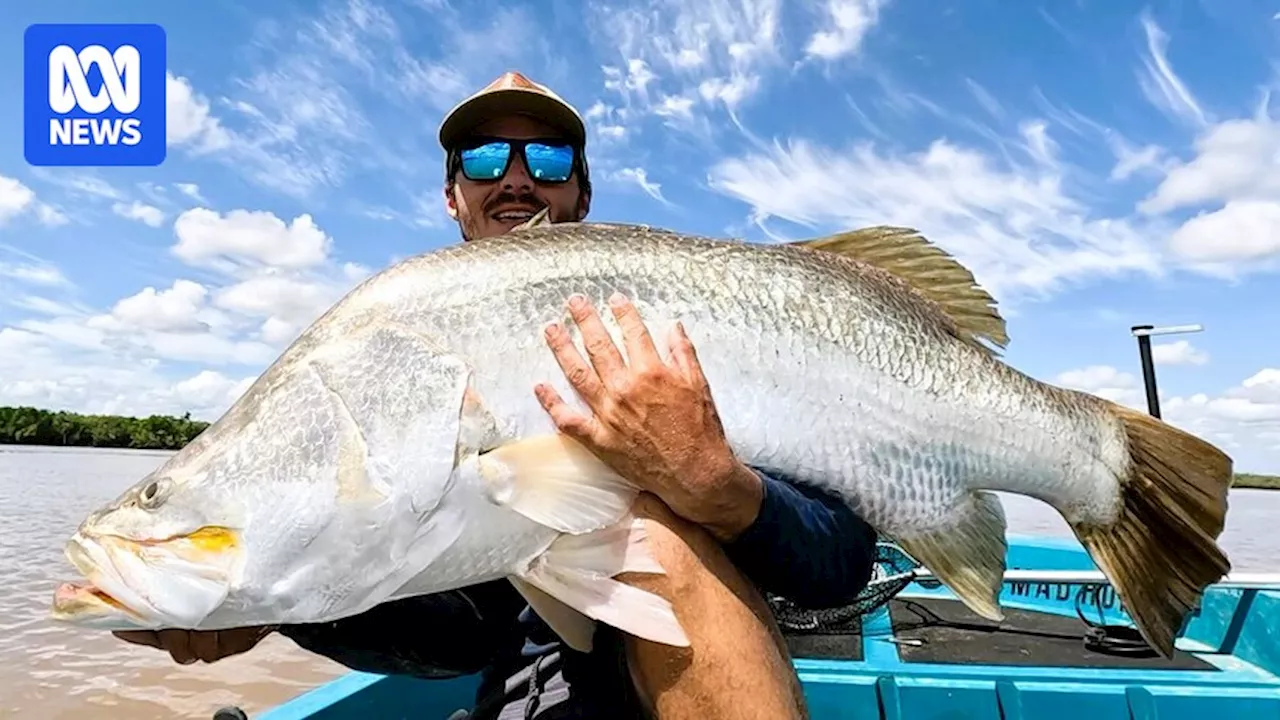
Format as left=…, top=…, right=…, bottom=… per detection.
left=0, top=406, right=210, bottom=451
left=2, top=406, right=1279, bottom=489
left=1234, top=473, right=1280, bottom=490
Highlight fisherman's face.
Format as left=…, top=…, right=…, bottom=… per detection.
left=445, top=115, right=590, bottom=241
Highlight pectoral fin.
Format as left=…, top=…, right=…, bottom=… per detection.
left=476, top=434, right=639, bottom=535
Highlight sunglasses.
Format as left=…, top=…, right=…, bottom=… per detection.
left=454, top=137, right=578, bottom=184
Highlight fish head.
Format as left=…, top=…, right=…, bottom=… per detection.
left=52, top=330, right=471, bottom=631
left=55, top=442, right=254, bottom=629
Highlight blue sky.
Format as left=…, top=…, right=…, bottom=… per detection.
left=0, top=0, right=1277, bottom=472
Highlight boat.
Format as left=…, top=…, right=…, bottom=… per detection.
left=236, top=534, right=1279, bottom=719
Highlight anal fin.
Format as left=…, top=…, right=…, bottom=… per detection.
left=895, top=490, right=1008, bottom=621
left=512, top=517, right=689, bottom=648
left=509, top=576, right=597, bottom=652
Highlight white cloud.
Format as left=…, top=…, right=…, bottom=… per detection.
left=1129, top=107, right=1280, bottom=271
left=94, top=280, right=217, bottom=334
left=0, top=206, right=370, bottom=416
left=1152, top=339, right=1210, bottom=366
left=1139, top=117, right=1280, bottom=215
left=166, top=73, right=232, bottom=152
left=175, top=183, right=207, bottom=203
left=1167, top=200, right=1280, bottom=270
left=0, top=177, right=36, bottom=223
left=112, top=201, right=166, bottom=228
left=171, top=208, right=332, bottom=273
left=0, top=325, right=256, bottom=421
left=1055, top=364, right=1280, bottom=472
left=1054, top=365, right=1146, bottom=408
left=0, top=175, right=68, bottom=227
left=805, top=0, right=890, bottom=61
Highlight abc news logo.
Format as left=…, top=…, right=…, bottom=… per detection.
left=24, top=24, right=167, bottom=167
left=48, top=44, right=144, bottom=147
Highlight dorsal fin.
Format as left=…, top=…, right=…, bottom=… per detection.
left=791, top=226, right=1009, bottom=353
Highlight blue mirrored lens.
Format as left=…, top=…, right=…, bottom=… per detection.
left=525, top=143, right=574, bottom=182
left=460, top=142, right=512, bottom=179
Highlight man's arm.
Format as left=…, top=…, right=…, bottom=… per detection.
left=722, top=469, right=879, bottom=609
left=276, top=580, right=526, bottom=679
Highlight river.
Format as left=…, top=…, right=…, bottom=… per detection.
left=2, top=445, right=1275, bottom=718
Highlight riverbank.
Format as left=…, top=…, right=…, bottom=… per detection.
left=0, top=406, right=208, bottom=451
left=1234, top=473, right=1280, bottom=490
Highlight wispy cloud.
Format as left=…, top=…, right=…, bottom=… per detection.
left=609, top=167, right=674, bottom=206
left=112, top=201, right=166, bottom=228
left=1136, top=12, right=1208, bottom=127
left=590, top=0, right=785, bottom=124
left=705, top=127, right=1164, bottom=303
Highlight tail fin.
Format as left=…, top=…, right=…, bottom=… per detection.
left=1071, top=403, right=1233, bottom=658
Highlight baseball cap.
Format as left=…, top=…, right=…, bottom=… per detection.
left=437, top=71, right=587, bottom=150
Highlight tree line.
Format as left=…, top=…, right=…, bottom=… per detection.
left=0, top=405, right=210, bottom=451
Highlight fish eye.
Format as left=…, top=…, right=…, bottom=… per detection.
left=138, top=478, right=170, bottom=510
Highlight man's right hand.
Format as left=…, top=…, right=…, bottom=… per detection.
left=113, top=626, right=276, bottom=664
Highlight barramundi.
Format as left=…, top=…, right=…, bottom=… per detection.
left=51, top=214, right=1233, bottom=659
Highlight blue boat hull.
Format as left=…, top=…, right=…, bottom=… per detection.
left=258, top=535, right=1280, bottom=719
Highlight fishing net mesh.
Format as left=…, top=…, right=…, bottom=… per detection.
left=765, top=541, right=918, bottom=634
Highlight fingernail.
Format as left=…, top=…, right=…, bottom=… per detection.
left=608, top=291, right=626, bottom=306
left=567, top=294, right=586, bottom=310
left=544, top=322, right=560, bottom=339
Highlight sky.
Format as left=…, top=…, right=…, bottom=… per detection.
left=0, top=0, right=1277, bottom=473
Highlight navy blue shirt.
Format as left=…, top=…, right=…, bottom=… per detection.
left=281, top=469, right=877, bottom=718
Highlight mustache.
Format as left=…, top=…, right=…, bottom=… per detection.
left=485, top=192, right=545, bottom=214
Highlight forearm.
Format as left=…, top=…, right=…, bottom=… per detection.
left=277, top=582, right=524, bottom=679
left=722, top=469, right=878, bottom=608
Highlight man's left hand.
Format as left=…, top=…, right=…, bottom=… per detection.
left=534, top=293, right=763, bottom=542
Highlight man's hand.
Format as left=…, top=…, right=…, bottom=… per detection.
left=534, top=293, right=764, bottom=542
left=113, top=626, right=275, bottom=665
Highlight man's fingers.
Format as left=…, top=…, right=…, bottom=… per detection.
left=668, top=322, right=706, bottom=384
left=534, top=383, right=597, bottom=442
left=565, top=294, right=627, bottom=381
left=608, top=293, right=660, bottom=368
left=544, top=321, right=606, bottom=407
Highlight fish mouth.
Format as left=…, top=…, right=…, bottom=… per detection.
left=51, top=527, right=243, bottom=630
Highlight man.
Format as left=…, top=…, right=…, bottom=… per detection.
left=117, top=72, right=879, bottom=719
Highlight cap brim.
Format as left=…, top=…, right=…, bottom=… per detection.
left=438, top=89, right=586, bottom=149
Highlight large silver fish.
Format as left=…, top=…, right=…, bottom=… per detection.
left=51, top=214, right=1233, bottom=658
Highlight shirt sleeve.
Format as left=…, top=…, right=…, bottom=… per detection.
left=722, top=468, right=879, bottom=609
left=276, top=580, right=527, bottom=679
